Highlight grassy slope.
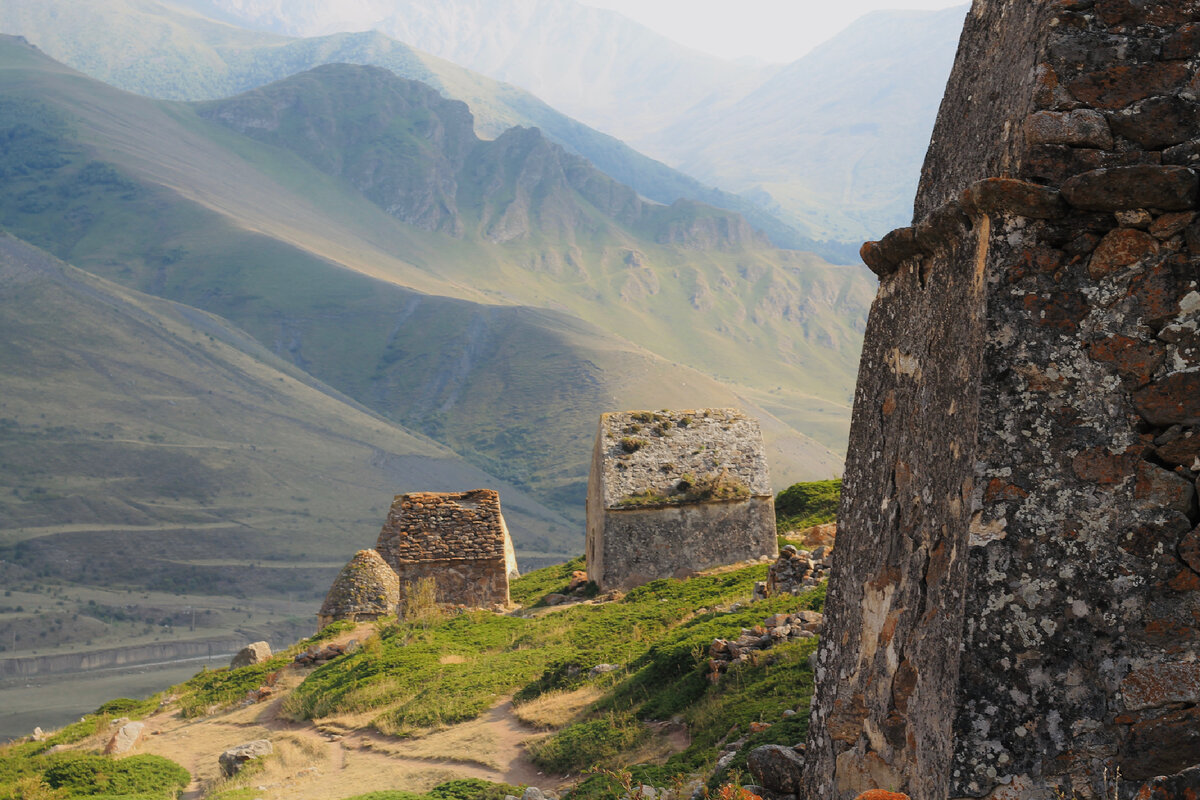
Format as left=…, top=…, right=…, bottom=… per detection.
left=0, top=233, right=577, bottom=675
left=2, top=557, right=826, bottom=800
left=0, top=37, right=863, bottom=506
left=0, top=0, right=842, bottom=259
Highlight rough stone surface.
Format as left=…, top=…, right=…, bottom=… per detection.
left=1061, top=165, right=1199, bottom=211
left=317, top=548, right=400, bottom=629
left=748, top=745, right=806, bottom=796
left=219, top=739, right=274, bottom=777
left=585, top=409, right=776, bottom=591
left=104, top=721, right=145, bottom=755
left=800, top=4, right=1200, bottom=800
left=229, top=641, right=272, bottom=669
left=375, top=489, right=518, bottom=609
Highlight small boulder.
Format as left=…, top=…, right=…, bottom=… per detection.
left=230, top=641, right=272, bottom=669
left=31, top=727, right=45, bottom=741
left=590, top=663, right=621, bottom=677
left=104, top=721, right=146, bottom=755
left=522, top=788, right=547, bottom=800
left=543, top=593, right=568, bottom=606
left=747, top=744, right=806, bottom=796
left=219, top=739, right=274, bottom=777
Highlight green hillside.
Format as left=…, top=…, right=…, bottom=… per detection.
left=0, top=233, right=579, bottom=696
left=1, top=558, right=825, bottom=799
left=0, top=37, right=865, bottom=513
left=0, top=0, right=845, bottom=259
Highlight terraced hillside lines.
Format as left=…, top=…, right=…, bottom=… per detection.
left=0, top=233, right=572, bottom=577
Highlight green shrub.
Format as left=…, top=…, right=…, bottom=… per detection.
left=528, top=714, right=646, bottom=772
left=429, top=779, right=524, bottom=800
left=42, top=754, right=188, bottom=798
left=775, top=480, right=841, bottom=531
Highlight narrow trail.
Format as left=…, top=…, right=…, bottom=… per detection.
left=135, top=625, right=562, bottom=799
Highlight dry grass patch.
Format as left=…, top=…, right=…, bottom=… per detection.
left=439, top=654, right=468, bottom=665
left=512, top=685, right=603, bottom=730
left=397, top=718, right=502, bottom=769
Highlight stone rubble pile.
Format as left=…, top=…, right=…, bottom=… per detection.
left=760, top=545, right=831, bottom=599
left=292, top=641, right=350, bottom=666
left=707, top=610, right=823, bottom=680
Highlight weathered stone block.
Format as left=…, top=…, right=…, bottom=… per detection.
left=1133, top=372, right=1200, bottom=425
left=1110, top=95, right=1200, bottom=149
left=1067, top=63, right=1191, bottom=109
left=585, top=409, right=776, bottom=591
left=1025, top=109, right=1113, bottom=148
left=1061, top=166, right=1199, bottom=212
left=1088, top=228, right=1160, bottom=277
left=230, top=641, right=272, bottom=669
left=961, top=178, right=1066, bottom=219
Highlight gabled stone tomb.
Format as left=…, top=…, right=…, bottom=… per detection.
left=375, top=489, right=519, bottom=609
left=586, top=408, right=777, bottom=590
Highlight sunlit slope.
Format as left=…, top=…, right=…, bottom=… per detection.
left=0, top=0, right=828, bottom=255
left=0, top=234, right=574, bottom=585
left=0, top=38, right=856, bottom=509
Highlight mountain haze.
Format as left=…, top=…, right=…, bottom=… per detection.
left=0, top=38, right=866, bottom=522
left=172, top=0, right=769, bottom=142
left=636, top=6, right=968, bottom=242
left=0, top=0, right=840, bottom=257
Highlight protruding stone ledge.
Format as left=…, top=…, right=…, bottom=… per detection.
left=960, top=178, right=1067, bottom=219
left=1061, top=165, right=1199, bottom=211
left=1025, top=109, right=1113, bottom=149
left=915, top=199, right=971, bottom=252
left=861, top=227, right=919, bottom=278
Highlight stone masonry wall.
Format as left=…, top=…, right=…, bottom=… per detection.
left=803, top=3, right=1200, bottom=800
left=586, top=409, right=776, bottom=590
left=375, top=489, right=516, bottom=608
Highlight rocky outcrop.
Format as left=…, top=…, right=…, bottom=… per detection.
left=229, top=641, right=272, bottom=669
left=707, top=610, right=822, bottom=680
left=219, top=739, right=274, bottom=777
left=104, top=721, right=145, bottom=755
left=803, top=3, right=1200, bottom=800
left=764, top=545, right=831, bottom=597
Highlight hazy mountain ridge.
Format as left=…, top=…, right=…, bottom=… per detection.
left=0, top=37, right=861, bottom=523
left=635, top=6, right=969, bottom=242
left=171, top=0, right=768, bottom=143
left=0, top=0, right=846, bottom=258
left=198, top=64, right=768, bottom=249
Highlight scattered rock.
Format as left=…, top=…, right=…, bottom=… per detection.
left=567, top=570, right=589, bottom=593
left=30, top=727, right=45, bottom=741
left=543, top=593, right=568, bottom=606
left=293, top=644, right=345, bottom=667
left=853, top=792, right=911, bottom=800
left=219, top=739, right=274, bottom=777
left=747, top=744, right=806, bottom=795
left=104, top=721, right=145, bottom=755
left=589, top=663, right=621, bottom=677
left=231, top=641, right=272, bottom=669
left=708, top=611, right=823, bottom=679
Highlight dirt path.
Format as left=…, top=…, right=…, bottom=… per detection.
left=135, top=624, right=563, bottom=799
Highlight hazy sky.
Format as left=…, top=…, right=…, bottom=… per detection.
left=581, top=0, right=968, bottom=63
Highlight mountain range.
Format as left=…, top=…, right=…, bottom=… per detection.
left=0, top=0, right=844, bottom=258
left=145, top=0, right=968, bottom=243
left=0, top=0, right=915, bottom=728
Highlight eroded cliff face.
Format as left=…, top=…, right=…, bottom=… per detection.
left=804, top=3, right=1200, bottom=800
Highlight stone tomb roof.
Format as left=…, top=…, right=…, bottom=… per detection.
left=318, top=548, right=400, bottom=622
left=375, top=489, right=508, bottom=563
left=596, top=409, right=771, bottom=508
